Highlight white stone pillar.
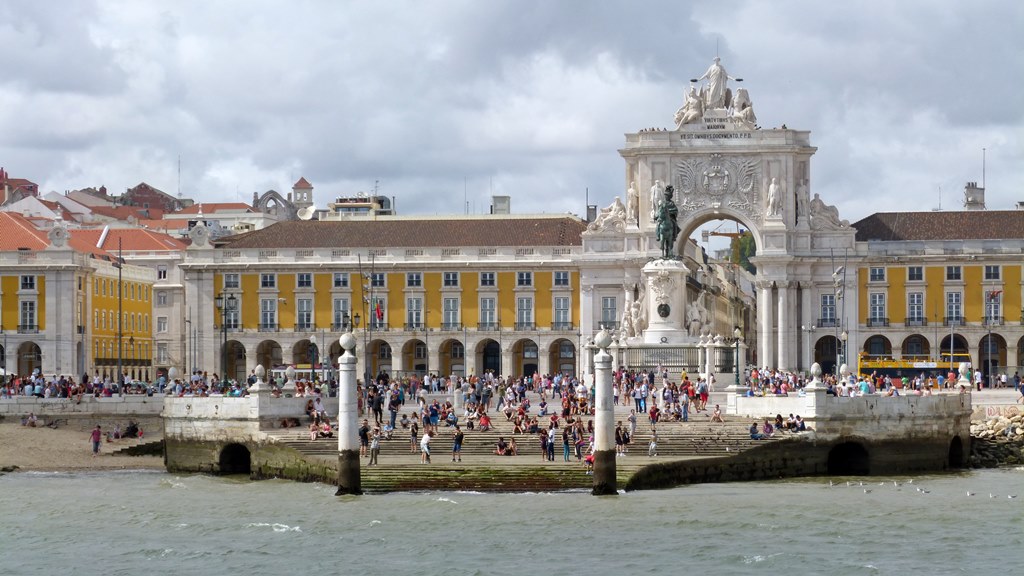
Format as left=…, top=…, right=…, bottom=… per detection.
left=757, top=281, right=774, bottom=369
left=336, top=333, right=361, bottom=495
left=641, top=259, right=689, bottom=344
left=777, top=281, right=791, bottom=371
left=591, top=330, right=616, bottom=495
left=800, top=281, right=814, bottom=370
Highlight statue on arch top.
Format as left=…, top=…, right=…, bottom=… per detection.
left=698, top=57, right=736, bottom=110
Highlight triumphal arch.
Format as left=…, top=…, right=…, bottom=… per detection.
left=580, top=57, right=856, bottom=374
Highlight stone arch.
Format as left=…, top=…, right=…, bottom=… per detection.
left=548, top=338, right=578, bottom=376
left=328, top=339, right=343, bottom=370
left=939, top=334, right=970, bottom=362
left=218, top=443, right=251, bottom=475
left=255, top=340, right=283, bottom=371
left=814, top=336, right=839, bottom=375
left=948, top=436, right=965, bottom=469
left=978, top=333, right=1006, bottom=381
left=253, top=189, right=297, bottom=220
left=292, top=338, right=317, bottom=366
left=476, top=338, right=501, bottom=376
left=675, top=208, right=764, bottom=256
left=225, top=340, right=246, bottom=383
left=863, top=335, right=892, bottom=358
left=437, top=338, right=465, bottom=377
left=901, top=334, right=930, bottom=359
left=511, top=338, right=539, bottom=378
left=827, top=441, right=870, bottom=475
left=402, top=339, right=427, bottom=376
left=369, top=338, right=392, bottom=378
left=18, top=341, right=42, bottom=376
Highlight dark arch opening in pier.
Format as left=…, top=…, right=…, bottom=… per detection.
left=827, top=442, right=869, bottom=475
left=947, top=436, right=965, bottom=468
left=219, top=443, right=251, bottom=475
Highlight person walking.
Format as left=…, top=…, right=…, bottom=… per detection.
left=90, top=425, right=102, bottom=457
left=452, top=426, right=464, bottom=463
left=420, top=429, right=432, bottom=464
left=368, top=427, right=381, bottom=466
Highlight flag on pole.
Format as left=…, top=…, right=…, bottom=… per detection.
left=987, top=290, right=1002, bottom=301
left=375, top=300, right=383, bottom=321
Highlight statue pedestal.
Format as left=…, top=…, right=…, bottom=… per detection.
left=642, top=259, right=689, bottom=344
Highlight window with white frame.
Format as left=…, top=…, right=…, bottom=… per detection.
left=333, top=297, right=350, bottom=328
left=260, top=298, right=277, bottom=327
left=157, top=343, right=168, bottom=364
left=371, top=297, right=387, bottom=329
left=260, top=273, right=276, bottom=288
left=443, top=272, right=459, bottom=287
left=820, top=294, right=836, bottom=324
left=516, top=297, right=533, bottom=325
left=560, top=341, right=575, bottom=358
left=908, top=292, right=924, bottom=321
left=869, top=267, right=885, bottom=282
left=554, top=296, right=570, bottom=328
left=378, top=342, right=392, bottom=359
left=869, top=293, right=886, bottom=321
left=946, top=291, right=962, bottom=321
left=407, top=297, right=423, bottom=327
left=414, top=342, right=427, bottom=359
left=600, top=296, right=617, bottom=328
left=20, top=301, right=36, bottom=328
left=224, top=273, right=240, bottom=289
left=225, top=307, right=239, bottom=330
left=451, top=342, right=464, bottom=359
left=333, top=272, right=349, bottom=288
left=370, top=273, right=386, bottom=288
left=516, top=271, right=532, bottom=287
left=554, top=271, right=570, bottom=287
left=20, top=275, right=35, bottom=290
left=297, top=273, right=312, bottom=288
left=523, top=342, right=538, bottom=359
left=297, top=298, right=313, bottom=329
left=946, top=266, right=961, bottom=281
left=985, top=290, right=1002, bottom=322
left=157, top=317, right=168, bottom=333
left=480, top=272, right=495, bottom=287
left=156, top=265, right=168, bottom=280
left=480, top=297, right=496, bottom=326
left=443, top=297, right=459, bottom=327
left=984, top=265, right=1000, bottom=280
left=406, top=272, right=422, bottom=287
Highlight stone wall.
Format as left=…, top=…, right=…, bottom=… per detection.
left=0, top=396, right=165, bottom=417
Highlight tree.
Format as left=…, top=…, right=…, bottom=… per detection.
left=730, top=232, right=757, bottom=274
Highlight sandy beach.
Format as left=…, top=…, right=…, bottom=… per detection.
left=0, top=419, right=164, bottom=473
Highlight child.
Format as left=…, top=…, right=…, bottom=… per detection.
left=648, top=427, right=658, bottom=457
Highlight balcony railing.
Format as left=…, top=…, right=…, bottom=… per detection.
left=904, top=317, right=928, bottom=327
left=440, top=322, right=463, bottom=331
left=817, top=318, right=838, bottom=328
left=597, top=321, right=619, bottom=331
left=551, top=322, right=575, bottom=331
left=258, top=323, right=279, bottom=332
left=944, top=316, right=964, bottom=327
left=224, top=322, right=241, bottom=332
left=477, top=322, right=499, bottom=331
left=866, top=317, right=889, bottom=328
left=369, top=321, right=389, bottom=331
left=404, top=322, right=425, bottom=331
left=17, top=324, right=38, bottom=334
left=983, top=316, right=1004, bottom=326
left=294, top=322, right=314, bottom=331
left=332, top=321, right=351, bottom=331
left=515, top=322, right=535, bottom=331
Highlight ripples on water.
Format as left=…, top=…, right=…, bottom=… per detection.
left=1, top=468, right=1021, bottom=576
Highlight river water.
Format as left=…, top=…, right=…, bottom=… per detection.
left=2, top=467, right=1021, bottom=575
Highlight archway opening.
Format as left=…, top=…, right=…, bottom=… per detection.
left=814, top=336, right=839, bottom=376
left=218, top=443, right=251, bottom=475
left=225, top=340, right=246, bottom=383
left=402, top=339, right=427, bottom=377
left=948, top=436, right=965, bottom=469
left=827, top=442, right=870, bottom=475
left=901, top=334, right=930, bottom=360
left=18, top=341, right=42, bottom=376
left=548, top=339, right=578, bottom=377
left=255, top=340, right=283, bottom=371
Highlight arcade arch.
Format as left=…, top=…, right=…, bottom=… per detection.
left=255, top=340, right=283, bottom=370
left=511, top=338, right=539, bottom=377
left=901, top=335, right=930, bottom=359
left=548, top=338, right=578, bottom=376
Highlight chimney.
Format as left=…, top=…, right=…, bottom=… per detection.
left=963, top=181, right=986, bottom=211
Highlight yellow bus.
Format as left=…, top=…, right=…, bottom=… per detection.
left=856, top=352, right=971, bottom=380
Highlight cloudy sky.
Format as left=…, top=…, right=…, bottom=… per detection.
left=1, top=0, right=1021, bottom=225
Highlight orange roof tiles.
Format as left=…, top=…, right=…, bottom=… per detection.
left=293, top=177, right=312, bottom=189
left=71, top=228, right=187, bottom=252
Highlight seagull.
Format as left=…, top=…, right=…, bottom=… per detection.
left=921, top=489, right=930, bottom=494
left=1010, top=495, right=1019, bottom=499
left=907, top=479, right=914, bottom=484
left=859, top=481, right=864, bottom=487
left=916, top=487, right=923, bottom=493
left=829, top=480, right=834, bottom=487
left=967, top=492, right=975, bottom=496
left=863, top=489, right=871, bottom=494
left=893, top=481, right=899, bottom=488
left=989, top=493, right=996, bottom=498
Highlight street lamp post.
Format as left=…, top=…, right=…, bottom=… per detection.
left=733, top=326, right=742, bottom=387
left=801, top=324, right=815, bottom=374
left=215, top=293, right=238, bottom=389
left=839, top=329, right=848, bottom=375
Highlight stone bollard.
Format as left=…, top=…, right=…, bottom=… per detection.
left=592, top=329, right=617, bottom=496
left=336, top=333, right=362, bottom=495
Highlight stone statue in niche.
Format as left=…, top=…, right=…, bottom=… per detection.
left=809, top=193, right=849, bottom=230
left=620, top=293, right=635, bottom=338
left=766, top=177, right=783, bottom=217
left=649, top=179, right=664, bottom=222
left=587, top=196, right=627, bottom=232
left=795, top=179, right=810, bottom=222
left=654, top=186, right=680, bottom=258
left=626, top=181, right=639, bottom=225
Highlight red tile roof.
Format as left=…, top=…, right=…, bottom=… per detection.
left=293, top=177, right=312, bottom=189
left=71, top=228, right=188, bottom=252
left=90, top=205, right=163, bottom=221
left=0, top=212, right=49, bottom=250
left=217, top=217, right=587, bottom=249
left=170, top=202, right=254, bottom=215
left=853, top=211, right=1024, bottom=241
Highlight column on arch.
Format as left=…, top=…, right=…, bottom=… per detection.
left=757, top=280, right=775, bottom=369
left=799, top=281, right=815, bottom=370
left=777, top=281, right=792, bottom=371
